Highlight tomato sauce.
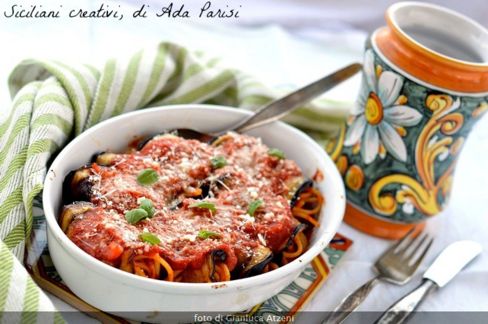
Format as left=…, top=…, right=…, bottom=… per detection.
left=66, top=133, right=303, bottom=272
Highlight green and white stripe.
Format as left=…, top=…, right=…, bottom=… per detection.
left=0, top=241, right=63, bottom=324
left=0, top=42, right=348, bottom=320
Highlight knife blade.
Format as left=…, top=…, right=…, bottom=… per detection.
left=375, top=240, right=482, bottom=324
left=423, top=240, right=482, bottom=287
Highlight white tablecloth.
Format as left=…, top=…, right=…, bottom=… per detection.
left=1, top=0, right=487, bottom=321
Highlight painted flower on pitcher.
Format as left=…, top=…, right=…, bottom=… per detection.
left=345, top=50, right=423, bottom=164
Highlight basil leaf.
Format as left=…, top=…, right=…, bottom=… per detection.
left=197, top=230, right=221, bottom=239
left=137, top=168, right=159, bottom=186
left=211, top=156, right=227, bottom=169
left=139, top=232, right=161, bottom=245
left=189, top=201, right=217, bottom=214
left=139, top=198, right=155, bottom=218
left=125, top=208, right=148, bottom=224
left=268, top=148, right=285, bottom=159
left=247, top=199, right=263, bottom=216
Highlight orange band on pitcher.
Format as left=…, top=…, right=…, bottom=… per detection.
left=375, top=23, right=488, bottom=93
left=344, top=202, right=425, bottom=240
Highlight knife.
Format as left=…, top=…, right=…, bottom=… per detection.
left=375, top=240, right=482, bottom=324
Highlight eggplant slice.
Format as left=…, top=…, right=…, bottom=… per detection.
left=241, top=245, right=273, bottom=278
left=195, top=173, right=232, bottom=199
left=178, top=250, right=228, bottom=283
left=137, top=130, right=220, bottom=150
left=136, top=133, right=175, bottom=151
left=290, top=179, right=314, bottom=208
left=211, top=249, right=227, bottom=263
left=136, top=134, right=158, bottom=151
left=91, top=152, right=117, bottom=166
left=210, top=249, right=228, bottom=281
left=172, top=129, right=216, bottom=143
left=136, top=131, right=210, bottom=151
left=279, top=223, right=308, bottom=252
left=62, top=167, right=94, bottom=204
left=59, top=202, right=94, bottom=233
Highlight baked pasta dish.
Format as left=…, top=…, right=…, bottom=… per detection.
left=60, top=131, right=324, bottom=283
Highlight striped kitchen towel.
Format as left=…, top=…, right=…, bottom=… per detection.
left=0, top=42, right=349, bottom=321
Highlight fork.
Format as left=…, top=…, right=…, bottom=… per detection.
left=323, top=229, right=434, bottom=324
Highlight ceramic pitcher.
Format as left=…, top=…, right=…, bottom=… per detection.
left=327, top=2, right=488, bottom=239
